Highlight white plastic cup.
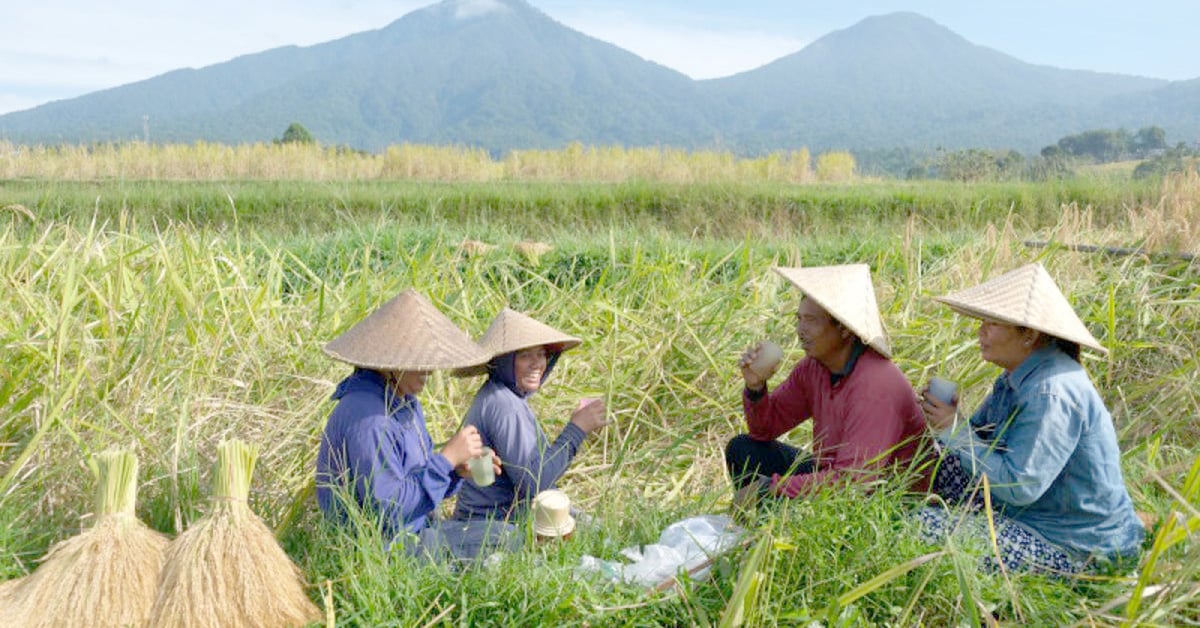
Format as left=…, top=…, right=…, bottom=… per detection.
left=469, top=446, right=495, bottom=487
left=927, top=376, right=958, bottom=405
left=749, top=340, right=784, bottom=379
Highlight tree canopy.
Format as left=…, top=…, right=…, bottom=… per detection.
left=277, top=123, right=315, bottom=145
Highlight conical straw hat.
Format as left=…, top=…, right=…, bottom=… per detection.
left=323, top=289, right=490, bottom=371
left=455, top=308, right=581, bottom=376
left=935, top=262, right=1107, bottom=354
left=772, top=264, right=892, bottom=358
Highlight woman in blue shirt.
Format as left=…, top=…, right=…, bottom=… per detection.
left=918, top=263, right=1143, bottom=574
left=315, top=289, right=497, bottom=556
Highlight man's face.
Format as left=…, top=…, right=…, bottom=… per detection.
left=794, top=297, right=851, bottom=365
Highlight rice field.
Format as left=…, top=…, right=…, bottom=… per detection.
left=0, top=155, right=1197, bottom=625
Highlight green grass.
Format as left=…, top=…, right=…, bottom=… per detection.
left=0, top=177, right=1197, bottom=625
left=0, top=177, right=1162, bottom=239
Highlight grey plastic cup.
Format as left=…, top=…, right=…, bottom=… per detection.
left=749, top=340, right=784, bottom=379
left=927, top=376, right=958, bottom=405
left=469, top=446, right=495, bottom=487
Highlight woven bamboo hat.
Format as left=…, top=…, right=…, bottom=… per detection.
left=455, top=308, right=581, bottom=376
left=935, top=262, right=1107, bottom=355
left=773, top=264, right=892, bottom=358
left=323, top=289, right=490, bottom=370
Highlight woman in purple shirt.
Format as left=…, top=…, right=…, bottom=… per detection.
left=315, top=289, right=497, bottom=556
left=453, top=308, right=608, bottom=522
left=918, top=263, right=1144, bottom=574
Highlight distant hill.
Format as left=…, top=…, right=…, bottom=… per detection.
left=1093, top=78, right=1200, bottom=145
left=1, top=1, right=1196, bottom=154
left=703, top=12, right=1170, bottom=151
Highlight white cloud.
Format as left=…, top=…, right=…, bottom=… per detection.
left=551, top=10, right=807, bottom=79
left=454, top=0, right=510, bottom=20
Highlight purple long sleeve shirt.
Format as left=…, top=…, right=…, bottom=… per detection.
left=453, top=352, right=585, bottom=520
left=316, top=369, right=460, bottom=540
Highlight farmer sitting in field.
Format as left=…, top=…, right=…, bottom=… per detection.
left=452, top=309, right=608, bottom=526
left=916, top=263, right=1144, bottom=574
left=727, top=264, right=929, bottom=512
left=315, top=289, right=499, bottom=558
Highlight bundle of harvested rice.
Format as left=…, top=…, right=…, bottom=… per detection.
left=149, top=439, right=321, bottom=628
left=0, top=448, right=168, bottom=627
left=0, top=577, right=27, bottom=625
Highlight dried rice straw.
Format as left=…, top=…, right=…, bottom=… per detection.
left=0, top=448, right=168, bottom=627
left=149, top=439, right=320, bottom=627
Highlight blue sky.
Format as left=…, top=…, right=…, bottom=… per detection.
left=1, top=0, right=1197, bottom=115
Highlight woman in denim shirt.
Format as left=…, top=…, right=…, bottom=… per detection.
left=917, top=263, right=1144, bottom=575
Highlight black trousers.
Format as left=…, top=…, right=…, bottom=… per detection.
left=724, top=433, right=816, bottom=489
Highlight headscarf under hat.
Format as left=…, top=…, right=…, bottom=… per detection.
left=323, top=289, right=490, bottom=371
left=934, top=262, right=1107, bottom=355
left=455, top=308, right=581, bottom=377
left=772, top=264, right=892, bottom=358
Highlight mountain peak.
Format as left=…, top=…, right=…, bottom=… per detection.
left=416, top=0, right=537, bottom=21
left=446, top=0, right=515, bottom=19
left=0, top=5, right=1186, bottom=153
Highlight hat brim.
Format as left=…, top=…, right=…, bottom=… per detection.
left=937, top=298, right=1108, bottom=355
left=932, top=262, right=1108, bottom=355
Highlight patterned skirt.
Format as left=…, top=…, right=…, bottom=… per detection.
left=915, top=453, right=1089, bottom=575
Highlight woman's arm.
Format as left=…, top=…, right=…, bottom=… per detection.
left=488, top=409, right=586, bottom=501
left=343, top=418, right=458, bottom=530
left=940, top=389, right=1082, bottom=506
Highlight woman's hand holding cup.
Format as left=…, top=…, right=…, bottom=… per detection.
left=921, top=377, right=959, bottom=431
left=442, top=424, right=483, bottom=467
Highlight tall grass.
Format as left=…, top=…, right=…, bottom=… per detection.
left=0, top=172, right=1196, bottom=624
left=1, top=141, right=821, bottom=183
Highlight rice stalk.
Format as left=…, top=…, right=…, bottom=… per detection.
left=0, top=448, right=167, bottom=627
left=718, top=532, right=771, bottom=628
left=149, top=439, right=321, bottom=628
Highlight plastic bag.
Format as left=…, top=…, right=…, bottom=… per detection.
left=577, top=514, right=744, bottom=587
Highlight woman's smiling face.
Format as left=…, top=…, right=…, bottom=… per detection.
left=514, top=346, right=550, bottom=394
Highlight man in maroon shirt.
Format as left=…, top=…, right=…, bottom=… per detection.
left=727, top=265, right=927, bottom=510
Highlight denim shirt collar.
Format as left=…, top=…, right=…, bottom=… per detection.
left=1001, top=345, right=1059, bottom=392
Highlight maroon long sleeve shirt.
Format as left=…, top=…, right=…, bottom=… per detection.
left=743, top=349, right=928, bottom=497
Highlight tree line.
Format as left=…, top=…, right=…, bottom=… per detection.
left=900, top=126, right=1196, bottom=182
left=274, top=121, right=1194, bottom=182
